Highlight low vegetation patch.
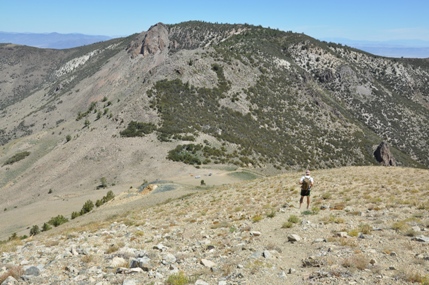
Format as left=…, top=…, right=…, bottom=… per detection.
left=2, top=151, right=30, bottom=166
left=120, top=121, right=157, bottom=137
left=166, top=271, right=195, bottom=285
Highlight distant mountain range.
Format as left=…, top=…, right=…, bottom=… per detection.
left=1, top=31, right=428, bottom=58
left=0, top=31, right=112, bottom=49
left=321, top=37, right=429, bottom=58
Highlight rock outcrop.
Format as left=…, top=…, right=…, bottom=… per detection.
left=374, top=141, right=396, bottom=166
left=140, top=23, right=169, bottom=56
left=126, top=22, right=169, bottom=58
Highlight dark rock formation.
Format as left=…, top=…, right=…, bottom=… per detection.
left=316, top=68, right=335, bottom=83
left=374, top=141, right=396, bottom=166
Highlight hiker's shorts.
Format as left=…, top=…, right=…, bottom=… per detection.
left=301, top=189, right=311, bottom=196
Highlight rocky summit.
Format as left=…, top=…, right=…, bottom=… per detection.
left=1, top=166, right=429, bottom=284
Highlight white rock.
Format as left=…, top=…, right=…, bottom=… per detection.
left=250, top=231, right=261, bottom=236
left=288, top=234, right=301, bottom=242
left=111, top=257, right=127, bottom=267
left=200, top=259, right=216, bottom=268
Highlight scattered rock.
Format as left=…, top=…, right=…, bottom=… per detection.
left=413, top=235, right=429, bottom=242
left=287, top=234, right=301, bottom=242
left=262, top=250, right=272, bottom=259
left=23, top=266, right=40, bottom=276
left=250, top=231, right=261, bottom=236
left=111, top=257, right=127, bottom=267
left=1, top=276, right=18, bottom=285
left=200, top=259, right=216, bottom=268
left=336, top=232, right=348, bottom=238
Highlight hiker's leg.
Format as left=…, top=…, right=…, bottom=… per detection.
left=299, top=196, right=303, bottom=208
left=306, top=196, right=310, bottom=209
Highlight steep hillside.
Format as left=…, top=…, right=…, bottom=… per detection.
left=0, top=21, right=428, bottom=240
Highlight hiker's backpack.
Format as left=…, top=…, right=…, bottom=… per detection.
left=301, top=177, right=311, bottom=191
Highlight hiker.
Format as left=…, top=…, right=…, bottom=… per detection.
left=299, top=169, right=314, bottom=209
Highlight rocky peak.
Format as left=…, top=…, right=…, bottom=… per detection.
left=374, top=141, right=396, bottom=166
left=126, top=22, right=169, bottom=58
left=141, top=22, right=169, bottom=56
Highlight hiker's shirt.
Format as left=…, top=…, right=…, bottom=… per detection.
left=300, top=175, right=314, bottom=185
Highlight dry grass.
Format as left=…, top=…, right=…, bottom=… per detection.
left=0, top=239, right=23, bottom=255
left=0, top=266, right=23, bottom=284
left=396, top=268, right=429, bottom=284
left=341, top=254, right=369, bottom=270
left=322, top=214, right=345, bottom=224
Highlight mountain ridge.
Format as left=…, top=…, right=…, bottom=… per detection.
left=0, top=31, right=112, bottom=49
left=321, top=37, right=429, bottom=58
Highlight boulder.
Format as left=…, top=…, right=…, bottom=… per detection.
left=374, top=141, right=396, bottom=166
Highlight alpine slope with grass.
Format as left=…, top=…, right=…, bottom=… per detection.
left=1, top=167, right=429, bottom=284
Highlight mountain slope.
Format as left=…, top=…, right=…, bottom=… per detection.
left=0, top=21, right=428, bottom=239
left=1, top=166, right=429, bottom=284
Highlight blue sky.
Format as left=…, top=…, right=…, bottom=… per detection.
left=1, top=0, right=429, bottom=42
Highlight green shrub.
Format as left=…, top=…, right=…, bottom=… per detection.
left=167, top=144, right=202, bottom=165
left=311, top=206, right=320, bottom=214
left=252, top=214, right=263, bottom=223
left=282, top=221, right=293, bottom=228
left=288, top=215, right=300, bottom=223
left=105, top=190, right=115, bottom=201
left=267, top=209, right=276, bottom=218
left=166, top=271, right=190, bottom=285
left=29, top=225, right=40, bottom=236
left=48, top=215, right=68, bottom=227
left=3, top=151, right=31, bottom=166
left=80, top=200, right=94, bottom=215
left=120, top=121, right=156, bottom=137
left=42, top=223, right=52, bottom=232
left=8, top=233, right=19, bottom=241
left=96, top=191, right=115, bottom=207
left=99, top=177, right=107, bottom=189
left=71, top=211, right=81, bottom=219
